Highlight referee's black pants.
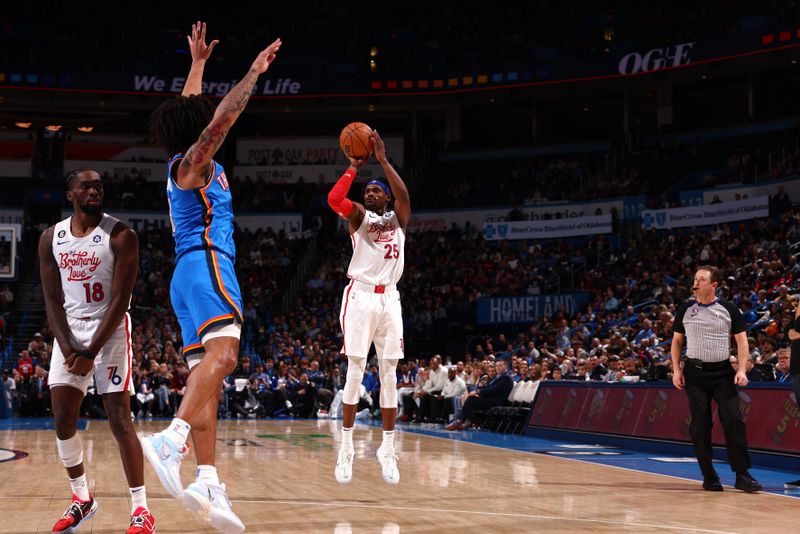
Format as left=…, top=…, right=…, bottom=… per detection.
left=684, top=361, right=751, bottom=478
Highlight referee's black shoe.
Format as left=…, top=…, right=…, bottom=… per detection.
left=702, top=477, right=723, bottom=491
left=734, top=472, right=762, bottom=493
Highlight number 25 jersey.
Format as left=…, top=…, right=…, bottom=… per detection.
left=347, top=210, right=405, bottom=286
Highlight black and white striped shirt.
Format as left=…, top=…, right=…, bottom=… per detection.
left=674, top=299, right=746, bottom=363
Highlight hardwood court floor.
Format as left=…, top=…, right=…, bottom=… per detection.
left=1, top=419, right=798, bottom=533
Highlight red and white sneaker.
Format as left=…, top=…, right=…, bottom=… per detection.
left=127, top=507, right=156, bottom=534
left=52, top=494, right=99, bottom=533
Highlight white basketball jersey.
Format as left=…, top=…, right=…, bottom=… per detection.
left=52, top=213, right=120, bottom=319
left=347, top=210, right=405, bottom=286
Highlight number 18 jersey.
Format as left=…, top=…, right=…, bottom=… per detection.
left=51, top=213, right=120, bottom=319
left=347, top=210, right=405, bottom=286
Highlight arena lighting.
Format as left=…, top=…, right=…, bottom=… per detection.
left=77, top=126, right=94, bottom=132
left=45, top=125, right=62, bottom=131
left=370, top=46, right=378, bottom=57
left=14, top=121, right=31, bottom=128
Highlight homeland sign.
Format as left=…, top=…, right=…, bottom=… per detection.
left=641, top=196, right=769, bottom=229
left=478, top=293, right=590, bottom=324
left=483, top=215, right=612, bottom=241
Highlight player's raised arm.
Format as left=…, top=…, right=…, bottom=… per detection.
left=177, top=37, right=282, bottom=189
left=328, top=156, right=367, bottom=233
left=181, top=21, right=219, bottom=97
left=372, top=130, right=410, bottom=230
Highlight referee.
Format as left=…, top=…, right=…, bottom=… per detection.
left=671, top=265, right=762, bottom=492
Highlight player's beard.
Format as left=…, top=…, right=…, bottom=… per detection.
left=80, top=203, right=102, bottom=216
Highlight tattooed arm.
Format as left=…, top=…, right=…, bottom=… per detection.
left=177, top=37, right=282, bottom=189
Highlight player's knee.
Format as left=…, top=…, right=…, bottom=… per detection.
left=343, top=357, right=366, bottom=405
left=209, top=348, right=238, bottom=374
left=107, top=411, right=134, bottom=438
left=56, top=433, right=83, bottom=468
left=53, top=410, right=79, bottom=439
left=378, top=359, right=398, bottom=408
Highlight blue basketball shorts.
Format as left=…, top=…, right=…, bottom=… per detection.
left=170, top=249, right=243, bottom=359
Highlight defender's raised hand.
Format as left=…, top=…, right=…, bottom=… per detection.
left=250, top=38, right=282, bottom=74
left=188, top=21, right=219, bottom=63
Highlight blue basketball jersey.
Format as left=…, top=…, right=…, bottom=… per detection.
left=166, top=155, right=236, bottom=261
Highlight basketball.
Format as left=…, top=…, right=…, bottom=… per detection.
left=339, top=122, right=373, bottom=159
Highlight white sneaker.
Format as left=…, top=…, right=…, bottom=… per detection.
left=355, top=408, right=370, bottom=420
left=183, top=480, right=245, bottom=534
left=335, top=447, right=355, bottom=484
left=375, top=447, right=399, bottom=484
left=140, top=432, right=189, bottom=498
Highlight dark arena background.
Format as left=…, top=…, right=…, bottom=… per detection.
left=1, top=2, right=799, bottom=533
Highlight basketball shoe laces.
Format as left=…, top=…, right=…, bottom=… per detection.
left=129, top=511, right=151, bottom=528
left=60, top=499, right=91, bottom=524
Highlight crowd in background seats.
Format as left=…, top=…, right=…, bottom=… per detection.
left=5, top=202, right=798, bottom=423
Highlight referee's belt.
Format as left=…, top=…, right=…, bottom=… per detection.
left=351, top=280, right=396, bottom=294
left=686, top=358, right=731, bottom=370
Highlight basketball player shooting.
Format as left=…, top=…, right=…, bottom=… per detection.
left=39, top=168, right=154, bottom=533
left=328, top=131, right=410, bottom=485
left=142, top=22, right=280, bottom=534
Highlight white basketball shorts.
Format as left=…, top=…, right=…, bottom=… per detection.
left=49, top=313, right=134, bottom=395
left=339, top=280, right=404, bottom=360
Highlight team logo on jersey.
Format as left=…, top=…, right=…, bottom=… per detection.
left=691, top=305, right=699, bottom=316
left=58, top=230, right=66, bottom=238
left=93, top=235, right=102, bottom=243
left=367, top=221, right=397, bottom=243
left=59, top=251, right=101, bottom=282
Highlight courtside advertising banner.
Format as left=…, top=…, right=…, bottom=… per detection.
left=483, top=215, right=612, bottom=241
left=641, top=196, right=769, bottom=230
left=528, top=383, right=800, bottom=454
left=477, top=293, right=590, bottom=324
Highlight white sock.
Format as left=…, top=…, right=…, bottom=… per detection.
left=341, top=427, right=354, bottom=450
left=381, top=430, right=395, bottom=451
left=129, top=485, right=147, bottom=513
left=164, top=417, right=191, bottom=445
left=69, top=474, right=90, bottom=502
left=196, top=465, right=220, bottom=486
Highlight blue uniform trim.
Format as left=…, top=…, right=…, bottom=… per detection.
left=204, top=249, right=244, bottom=323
